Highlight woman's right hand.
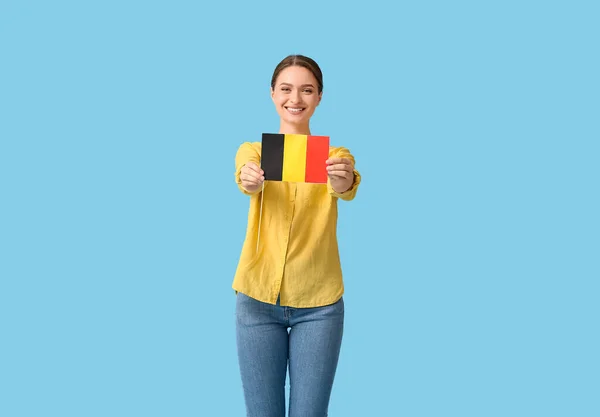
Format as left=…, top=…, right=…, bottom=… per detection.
left=240, top=162, right=265, bottom=193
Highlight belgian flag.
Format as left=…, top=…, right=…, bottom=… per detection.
left=261, top=133, right=330, bottom=183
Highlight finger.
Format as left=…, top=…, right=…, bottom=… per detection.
left=241, top=181, right=261, bottom=191
left=326, top=157, right=352, bottom=166
left=241, top=179, right=259, bottom=187
left=327, top=171, right=351, bottom=179
left=326, top=164, right=351, bottom=172
left=242, top=167, right=264, bottom=181
left=245, top=162, right=264, bottom=175
left=241, top=173, right=264, bottom=184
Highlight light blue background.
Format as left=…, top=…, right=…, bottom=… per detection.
left=1, top=1, right=598, bottom=416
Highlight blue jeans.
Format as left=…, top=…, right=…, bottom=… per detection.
left=235, top=292, right=344, bottom=417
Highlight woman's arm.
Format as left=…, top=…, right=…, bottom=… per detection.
left=235, top=142, right=264, bottom=195
left=326, top=146, right=361, bottom=201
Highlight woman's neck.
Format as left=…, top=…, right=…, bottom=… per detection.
left=279, top=121, right=311, bottom=135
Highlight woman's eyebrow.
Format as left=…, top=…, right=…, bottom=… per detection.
left=278, top=82, right=316, bottom=88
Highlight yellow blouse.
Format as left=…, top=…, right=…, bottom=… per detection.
left=232, top=141, right=361, bottom=308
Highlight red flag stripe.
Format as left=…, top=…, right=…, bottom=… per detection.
left=305, top=135, right=329, bottom=183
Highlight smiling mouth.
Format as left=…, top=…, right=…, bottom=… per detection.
left=285, top=107, right=305, bottom=115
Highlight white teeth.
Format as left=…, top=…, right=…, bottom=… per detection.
left=287, top=108, right=304, bottom=113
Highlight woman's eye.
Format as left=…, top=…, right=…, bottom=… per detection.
left=303, top=89, right=313, bottom=94
left=282, top=88, right=291, bottom=92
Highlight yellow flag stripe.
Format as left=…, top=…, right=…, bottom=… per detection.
left=282, top=134, right=307, bottom=182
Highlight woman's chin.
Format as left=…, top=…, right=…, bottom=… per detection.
left=283, top=116, right=309, bottom=127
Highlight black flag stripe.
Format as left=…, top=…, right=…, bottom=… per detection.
left=261, top=133, right=284, bottom=181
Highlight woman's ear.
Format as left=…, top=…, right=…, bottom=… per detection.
left=271, top=87, right=275, bottom=101
left=317, top=92, right=323, bottom=106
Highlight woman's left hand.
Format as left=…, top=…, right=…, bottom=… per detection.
left=326, top=157, right=355, bottom=193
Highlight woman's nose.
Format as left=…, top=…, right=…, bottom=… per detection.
left=290, top=90, right=301, bottom=103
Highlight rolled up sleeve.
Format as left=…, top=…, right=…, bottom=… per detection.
left=234, top=142, right=263, bottom=196
left=327, top=146, right=361, bottom=201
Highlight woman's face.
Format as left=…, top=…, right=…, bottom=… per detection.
left=271, top=65, right=322, bottom=128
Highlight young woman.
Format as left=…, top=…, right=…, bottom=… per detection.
left=232, top=54, right=361, bottom=417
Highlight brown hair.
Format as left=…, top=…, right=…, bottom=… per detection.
left=270, top=55, right=323, bottom=94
